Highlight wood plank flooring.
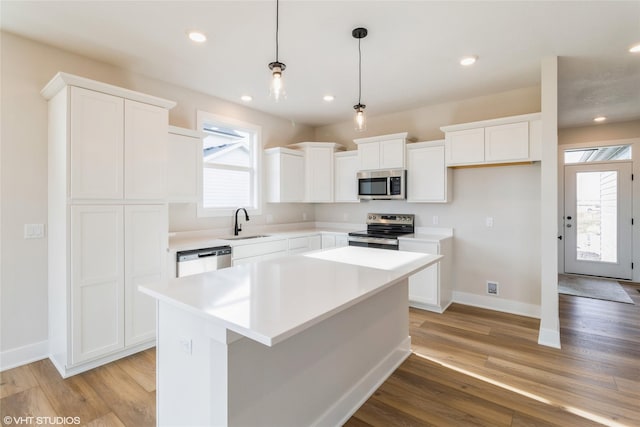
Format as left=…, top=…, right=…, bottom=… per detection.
left=1, top=282, right=638, bottom=426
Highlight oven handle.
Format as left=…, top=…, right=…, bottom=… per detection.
left=348, top=236, right=399, bottom=246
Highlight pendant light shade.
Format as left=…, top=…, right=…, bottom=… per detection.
left=269, top=0, right=286, bottom=101
left=352, top=27, right=368, bottom=131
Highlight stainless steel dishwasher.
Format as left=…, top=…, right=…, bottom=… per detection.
left=176, top=245, right=232, bottom=278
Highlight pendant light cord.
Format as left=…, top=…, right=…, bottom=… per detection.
left=357, top=37, right=362, bottom=104
left=275, top=0, right=280, bottom=62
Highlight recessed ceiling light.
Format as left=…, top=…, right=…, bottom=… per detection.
left=460, top=56, right=477, bottom=66
left=593, top=116, right=607, bottom=123
left=188, top=31, right=207, bottom=43
left=629, top=43, right=640, bottom=53
left=240, top=95, right=252, bottom=102
left=323, top=95, right=335, bottom=102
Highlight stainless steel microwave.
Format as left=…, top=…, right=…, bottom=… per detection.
left=357, top=169, right=406, bottom=200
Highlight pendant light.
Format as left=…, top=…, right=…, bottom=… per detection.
left=268, top=0, right=286, bottom=101
left=352, top=27, right=368, bottom=131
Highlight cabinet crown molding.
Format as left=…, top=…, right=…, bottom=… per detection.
left=353, top=132, right=410, bottom=145
left=41, top=72, right=176, bottom=109
left=168, top=126, right=204, bottom=138
left=440, top=112, right=541, bottom=133
left=287, top=142, right=345, bottom=151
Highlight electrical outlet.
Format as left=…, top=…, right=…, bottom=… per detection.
left=266, top=214, right=274, bottom=224
left=343, top=213, right=349, bottom=221
left=432, top=216, right=439, bottom=225
left=485, top=217, right=494, bottom=228
left=302, top=212, right=308, bottom=221
left=487, top=281, right=499, bottom=295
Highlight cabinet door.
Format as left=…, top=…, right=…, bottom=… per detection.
left=484, top=121, right=529, bottom=162
left=124, top=100, right=168, bottom=200
left=379, top=139, right=405, bottom=169
left=321, top=234, right=336, bottom=249
left=445, top=128, right=484, bottom=165
left=124, top=205, right=167, bottom=346
left=407, top=144, right=447, bottom=202
left=70, top=87, right=124, bottom=199
left=167, top=132, right=200, bottom=202
left=334, top=153, right=359, bottom=202
left=71, top=205, right=124, bottom=364
left=358, top=143, right=380, bottom=171
left=399, top=240, right=440, bottom=307
left=335, top=235, right=349, bottom=247
left=282, top=152, right=305, bottom=202
left=306, top=147, right=333, bottom=202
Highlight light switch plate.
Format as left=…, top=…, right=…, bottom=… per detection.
left=24, top=224, right=45, bottom=239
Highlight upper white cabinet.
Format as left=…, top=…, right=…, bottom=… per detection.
left=354, top=132, right=409, bottom=170
left=288, top=142, right=344, bottom=203
left=42, top=72, right=174, bottom=377
left=167, top=126, right=203, bottom=203
left=265, top=147, right=305, bottom=203
left=43, top=73, right=174, bottom=201
left=441, top=113, right=541, bottom=167
left=334, top=151, right=359, bottom=203
left=406, top=140, right=451, bottom=203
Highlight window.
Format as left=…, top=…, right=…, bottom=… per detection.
left=196, top=111, right=261, bottom=217
left=564, top=144, right=631, bottom=164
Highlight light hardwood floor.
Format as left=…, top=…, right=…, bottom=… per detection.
left=2, top=282, right=638, bottom=426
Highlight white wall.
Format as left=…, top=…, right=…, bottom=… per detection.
left=314, top=87, right=543, bottom=315
left=0, top=31, right=315, bottom=360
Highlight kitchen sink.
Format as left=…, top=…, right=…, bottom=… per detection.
left=223, top=234, right=270, bottom=240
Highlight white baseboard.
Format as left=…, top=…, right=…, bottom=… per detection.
left=0, top=340, right=48, bottom=372
left=314, top=337, right=411, bottom=427
left=452, top=291, right=541, bottom=318
left=538, top=327, right=561, bottom=348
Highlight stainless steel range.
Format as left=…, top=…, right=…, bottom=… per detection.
left=348, top=213, right=415, bottom=250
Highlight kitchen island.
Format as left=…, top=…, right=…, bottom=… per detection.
left=140, top=246, right=441, bottom=426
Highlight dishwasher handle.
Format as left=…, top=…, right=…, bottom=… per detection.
left=177, top=246, right=232, bottom=262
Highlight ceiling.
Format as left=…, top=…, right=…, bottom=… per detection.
left=2, top=1, right=639, bottom=128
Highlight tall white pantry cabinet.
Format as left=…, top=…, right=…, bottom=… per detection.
left=42, top=73, right=175, bottom=377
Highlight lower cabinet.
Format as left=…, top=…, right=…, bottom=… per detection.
left=52, top=204, right=167, bottom=375
left=232, top=239, right=289, bottom=265
left=321, top=233, right=349, bottom=249
left=288, top=235, right=321, bottom=255
left=399, top=238, right=452, bottom=313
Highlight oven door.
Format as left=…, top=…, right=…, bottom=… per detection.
left=348, top=236, right=399, bottom=250
left=357, top=176, right=389, bottom=199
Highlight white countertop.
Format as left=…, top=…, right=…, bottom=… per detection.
left=140, top=246, right=441, bottom=346
left=169, top=223, right=452, bottom=252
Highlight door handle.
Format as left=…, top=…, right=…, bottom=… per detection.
left=566, top=224, right=572, bottom=228
left=566, top=216, right=572, bottom=220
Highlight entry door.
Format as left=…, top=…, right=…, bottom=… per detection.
left=564, top=162, right=633, bottom=279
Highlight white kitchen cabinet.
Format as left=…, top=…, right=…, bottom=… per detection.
left=399, top=237, right=452, bottom=313
left=444, top=128, right=485, bottom=165
left=334, top=151, right=359, bottom=203
left=167, top=127, right=202, bottom=203
left=124, top=204, right=167, bottom=346
left=441, top=113, right=541, bottom=167
left=71, top=205, right=125, bottom=364
left=406, top=140, right=451, bottom=203
left=484, top=121, right=529, bottom=162
left=69, top=87, right=124, bottom=200
left=124, top=100, right=168, bottom=200
left=321, top=233, right=349, bottom=249
left=232, top=238, right=289, bottom=265
left=288, top=234, right=321, bottom=255
left=264, top=147, right=305, bottom=203
left=288, top=142, right=344, bottom=203
left=354, top=132, right=409, bottom=170
left=43, top=72, right=175, bottom=377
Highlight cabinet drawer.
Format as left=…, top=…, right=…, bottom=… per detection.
left=399, top=240, right=439, bottom=254
left=233, top=239, right=288, bottom=259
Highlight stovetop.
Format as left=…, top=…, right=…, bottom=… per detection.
left=349, top=213, right=415, bottom=239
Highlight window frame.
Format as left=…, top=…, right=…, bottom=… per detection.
left=196, top=110, right=262, bottom=218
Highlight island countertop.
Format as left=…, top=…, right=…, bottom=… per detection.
left=140, top=246, right=441, bottom=347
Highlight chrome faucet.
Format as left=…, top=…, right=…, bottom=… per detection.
left=234, top=208, right=250, bottom=236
